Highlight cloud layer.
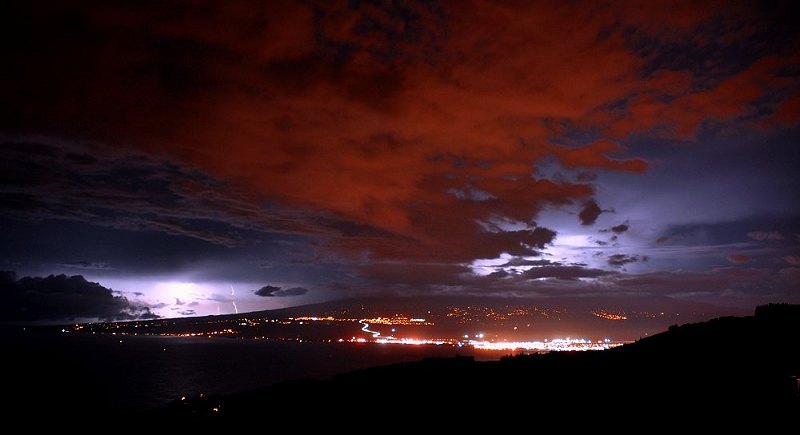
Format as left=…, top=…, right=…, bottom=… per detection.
left=254, top=285, right=309, bottom=298
left=0, top=271, right=156, bottom=322
left=0, top=1, right=798, bottom=314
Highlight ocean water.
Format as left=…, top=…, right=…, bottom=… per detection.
left=6, top=331, right=507, bottom=414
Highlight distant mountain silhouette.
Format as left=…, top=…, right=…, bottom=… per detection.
left=146, top=304, right=799, bottom=427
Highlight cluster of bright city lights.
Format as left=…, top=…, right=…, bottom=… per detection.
left=350, top=322, right=623, bottom=351
left=356, top=335, right=621, bottom=351
left=592, top=311, right=628, bottom=320
left=469, top=338, right=619, bottom=351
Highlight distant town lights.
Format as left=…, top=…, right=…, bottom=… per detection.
left=469, top=338, right=620, bottom=351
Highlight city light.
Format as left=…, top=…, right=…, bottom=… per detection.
left=592, top=311, right=627, bottom=321
left=468, top=338, right=623, bottom=351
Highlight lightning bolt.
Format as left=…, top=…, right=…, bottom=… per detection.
left=229, top=285, right=239, bottom=314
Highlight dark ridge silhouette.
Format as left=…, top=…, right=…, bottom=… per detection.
left=144, top=304, right=799, bottom=427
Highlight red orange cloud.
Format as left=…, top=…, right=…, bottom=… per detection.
left=3, top=0, right=798, bottom=266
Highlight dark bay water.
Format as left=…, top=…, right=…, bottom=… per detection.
left=6, top=331, right=507, bottom=414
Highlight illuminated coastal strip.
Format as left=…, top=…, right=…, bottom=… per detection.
left=374, top=337, right=455, bottom=346
left=72, top=321, right=628, bottom=351
left=469, top=338, right=622, bottom=351
left=361, top=335, right=625, bottom=351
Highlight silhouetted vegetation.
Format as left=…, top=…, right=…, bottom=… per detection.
left=755, top=302, right=800, bottom=318
left=145, top=305, right=799, bottom=427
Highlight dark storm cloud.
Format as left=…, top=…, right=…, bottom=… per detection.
left=254, top=285, right=309, bottom=297
left=578, top=200, right=603, bottom=226
left=254, top=285, right=281, bottom=297
left=608, top=254, right=645, bottom=267
left=0, top=271, right=156, bottom=322
left=610, top=224, right=629, bottom=234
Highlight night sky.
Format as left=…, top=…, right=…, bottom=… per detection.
left=1, top=1, right=799, bottom=322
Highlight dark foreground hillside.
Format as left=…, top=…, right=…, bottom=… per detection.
left=147, top=304, right=799, bottom=426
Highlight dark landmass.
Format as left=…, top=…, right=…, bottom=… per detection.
left=145, top=304, right=799, bottom=426
left=69, top=295, right=736, bottom=341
